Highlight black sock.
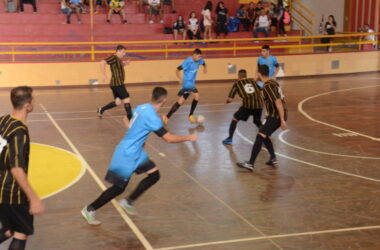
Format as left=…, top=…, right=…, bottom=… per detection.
left=263, top=137, right=276, bottom=159
left=189, top=99, right=198, bottom=116
left=88, top=184, right=126, bottom=211
left=249, top=134, right=265, bottom=164
left=228, top=120, right=238, bottom=139
left=128, top=171, right=160, bottom=203
left=124, top=103, right=132, bottom=120
left=101, top=101, right=117, bottom=114
left=167, top=102, right=181, bottom=118
left=9, top=238, right=26, bottom=250
left=0, top=230, right=9, bottom=244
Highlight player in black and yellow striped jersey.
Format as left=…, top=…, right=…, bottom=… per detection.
left=97, top=45, right=133, bottom=125
left=0, top=86, right=44, bottom=250
left=237, top=65, right=288, bottom=171
left=222, top=69, right=263, bottom=145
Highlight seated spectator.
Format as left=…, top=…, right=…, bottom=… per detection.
left=163, top=0, right=175, bottom=13
left=187, top=11, right=202, bottom=40
left=255, top=1, right=263, bottom=16
left=362, top=24, right=376, bottom=41
left=20, top=0, right=36, bottom=12
left=93, top=0, right=104, bottom=14
left=68, top=0, right=83, bottom=24
left=215, top=1, right=228, bottom=39
left=107, top=0, right=127, bottom=24
left=5, top=0, right=18, bottom=12
left=268, top=3, right=277, bottom=31
left=247, top=2, right=256, bottom=31
left=253, top=9, right=270, bottom=38
left=147, top=0, right=163, bottom=24
left=236, top=4, right=249, bottom=32
left=60, top=0, right=73, bottom=24
left=173, top=15, right=186, bottom=40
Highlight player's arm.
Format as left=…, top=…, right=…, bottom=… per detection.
left=176, top=66, right=183, bottom=84
left=155, top=127, right=197, bottom=143
left=100, top=59, right=108, bottom=84
left=226, top=83, right=237, bottom=103
left=202, top=62, right=207, bottom=74
left=123, top=60, right=131, bottom=66
left=272, top=57, right=280, bottom=79
left=274, top=99, right=287, bottom=130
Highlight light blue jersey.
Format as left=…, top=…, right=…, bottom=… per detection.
left=180, top=56, right=205, bottom=89
left=109, top=103, right=163, bottom=180
left=257, top=55, right=279, bottom=78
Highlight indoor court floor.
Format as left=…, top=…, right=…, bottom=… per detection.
left=0, top=72, right=379, bottom=250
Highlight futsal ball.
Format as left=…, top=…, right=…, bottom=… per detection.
left=197, top=115, right=205, bottom=124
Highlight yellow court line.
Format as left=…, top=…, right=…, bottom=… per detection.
left=39, top=104, right=153, bottom=250
left=297, top=85, right=380, bottom=142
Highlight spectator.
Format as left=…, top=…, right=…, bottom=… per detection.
left=107, top=0, right=127, bottom=24
left=277, top=0, right=286, bottom=36
left=321, top=15, right=336, bottom=52
left=20, top=0, right=36, bottom=12
left=5, top=0, right=18, bottom=12
left=362, top=24, right=376, bottom=41
left=92, top=0, right=103, bottom=14
left=247, top=2, right=256, bottom=31
left=60, top=0, right=73, bottom=24
left=268, top=3, right=277, bottom=31
left=67, top=0, right=83, bottom=24
left=187, top=11, right=202, bottom=40
left=201, top=1, right=213, bottom=40
left=253, top=8, right=270, bottom=38
left=215, top=1, right=228, bottom=38
left=173, top=15, right=186, bottom=40
left=283, top=6, right=291, bottom=26
left=163, top=0, right=176, bottom=13
left=255, top=1, right=263, bottom=15
left=147, top=0, right=163, bottom=24
left=236, top=4, right=249, bottom=32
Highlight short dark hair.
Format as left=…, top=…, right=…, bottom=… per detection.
left=193, top=48, right=202, bottom=55
left=11, top=86, right=33, bottom=110
left=262, top=44, right=270, bottom=50
left=238, top=69, right=247, bottom=78
left=116, top=45, right=126, bottom=51
left=258, top=65, right=269, bottom=77
left=152, top=87, right=168, bottom=102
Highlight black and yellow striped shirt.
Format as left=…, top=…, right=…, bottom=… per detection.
left=228, top=79, right=263, bottom=109
left=0, top=114, right=30, bottom=205
left=105, top=55, right=125, bottom=87
left=262, top=79, right=287, bottom=119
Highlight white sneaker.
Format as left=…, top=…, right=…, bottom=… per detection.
left=159, top=20, right=164, bottom=24
left=149, top=20, right=154, bottom=24
left=81, top=206, right=101, bottom=225
left=119, top=199, right=137, bottom=215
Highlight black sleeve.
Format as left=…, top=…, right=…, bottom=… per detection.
left=177, top=65, right=183, bottom=70
left=154, top=127, right=168, bottom=137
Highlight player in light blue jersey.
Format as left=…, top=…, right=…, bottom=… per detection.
left=81, top=87, right=197, bottom=225
left=257, top=45, right=280, bottom=88
left=163, top=48, right=207, bottom=124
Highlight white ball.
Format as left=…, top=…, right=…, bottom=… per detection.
left=197, top=115, right=205, bottom=124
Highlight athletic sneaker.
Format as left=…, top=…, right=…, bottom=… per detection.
left=222, top=138, right=233, bottom=145
left=266, top=158, right=279, bottom=167
left=159, top=20, right=164, bottom=24
left=149, top=20, right=154, bottom=24
left=188, top=115, right=196, bottom=124
left=81, top=206, right=101, bottom=226
left=97, top=107, right=103, bottom=118
left=119, top=199, right=137, bottom=215
left=162, top=115, right=169, bottom=125
left=236, top=161, right=254, bottom=171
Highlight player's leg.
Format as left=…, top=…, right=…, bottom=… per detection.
left=188, top=90, right=199, bottom=123
left=252, top=109, right=262, bottom=128
left=0, top=209, right=12, bottom=244
left=97, top=87, right=120, bottom=117
left=223, top=107, right=248, bottom=145
left=122, top=97, right=132, bottom=120
left=163, top=91, right=187, bottom=124
left=9, top=232, right=27, bottom=250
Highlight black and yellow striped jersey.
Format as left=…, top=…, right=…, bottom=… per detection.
left=0, top=114, right=30, bottom=205
left=262, top=79, right=287, bottom=119
left=228, top=79, right=263, bottom=110
left=105, top=55, right=125, bottom=87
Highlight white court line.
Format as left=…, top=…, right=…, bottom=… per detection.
left=278, top=130, right=380, bottom=160
left=39, top=104, right=153, bottom=250
left=156, top=225, right=380, bottom=250
left=298, top=85, right=380, bottom=142
left=235, top=129, right=380, bottom=183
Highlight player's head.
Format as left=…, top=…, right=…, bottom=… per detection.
left=192, top=48, right=202, bottom=61
left=258, top=65, right=269, bottom=78
left=152, top=87, right=168, bottom=105
left=261, top=45, right=270, bottom=57
left=115, top=45, right=126, bottom=58
left=11, top=86, right=34, bottom=113
left=238, top=69, right=247, bottom=80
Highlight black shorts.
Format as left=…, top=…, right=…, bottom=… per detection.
left=178, top=88, right=198, bottom=99
left=0, top=204, right=34, bottom=235
left=110, top=85, right=130, bottom=100
left=234, top=107, right=262, bottom=122
left=105, top=159, right=156, bottom=189
left=259, top=117, right=281, bottom=136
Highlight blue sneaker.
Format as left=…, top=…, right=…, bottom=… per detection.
left=222, top=138, right=233, bottom=145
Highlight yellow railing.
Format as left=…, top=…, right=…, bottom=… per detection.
left=0, top=33, right=378, bottom=62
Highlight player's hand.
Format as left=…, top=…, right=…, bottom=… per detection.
left=226, top=98, right=232, bottom=104
left=280, top=120, right=288, bottom=130
left=124, top=60, right=131, bottom=66
left=29, top=198, right=45, bottom=216
left=189, top=133, right=197, bottom=142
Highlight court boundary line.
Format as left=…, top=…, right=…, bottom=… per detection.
left=298, top=85, right=380, bottom=142
left=155, top=224, right=380, bottom=250
left=39, top=104, right=153, bottom=250
left=278, top=130, right=380, bottom=160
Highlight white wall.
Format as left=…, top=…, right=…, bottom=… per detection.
left=297, top=0, right=345, bottom=34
